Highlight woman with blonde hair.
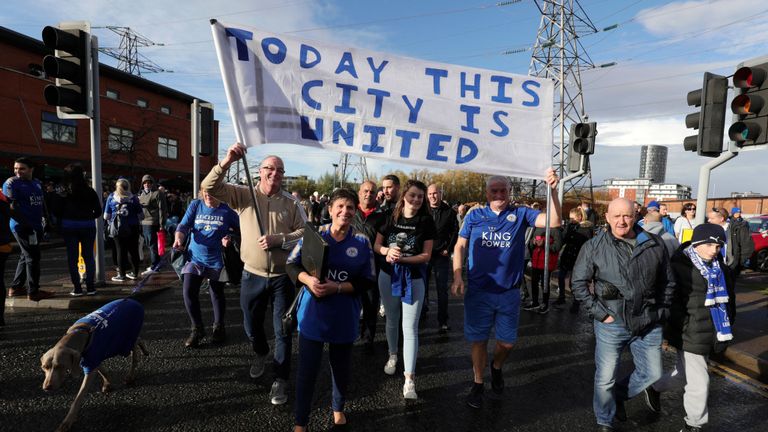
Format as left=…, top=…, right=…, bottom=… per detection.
left=104, top=178, right=143, bottom=282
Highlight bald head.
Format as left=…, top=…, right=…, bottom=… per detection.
left=606, top=198, right=636, bottom=239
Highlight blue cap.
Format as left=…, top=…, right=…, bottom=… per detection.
left=731, top=207, right=741, bottom=215
left=646, top=200, right=660, bottom=210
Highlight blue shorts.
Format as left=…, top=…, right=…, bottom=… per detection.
left=464, top=287, right=521, bottom=343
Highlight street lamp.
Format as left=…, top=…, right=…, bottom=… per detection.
left=332, top=163, right=338, bottom=189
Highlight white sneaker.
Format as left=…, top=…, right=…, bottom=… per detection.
left=141, top=267, right=157, bottom=276
left=403, top=377, right=417, bottom=399
left=384, top=354, right=397, bottom=375
left=269, top=378, right=288, bottom=405
left=378, top=304, right=386, bottom=318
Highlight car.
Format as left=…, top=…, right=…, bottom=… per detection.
left=747, top=215, right=768, bottom=272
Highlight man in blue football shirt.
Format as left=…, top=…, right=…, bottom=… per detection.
left=3, top=157, right=53, bottom=301
left=451, top=169, right=560, bottom=409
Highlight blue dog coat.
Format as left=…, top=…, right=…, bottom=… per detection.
left=74, top=299, right=144, bottom=374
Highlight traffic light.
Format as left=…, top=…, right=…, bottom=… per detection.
left=42, top=23, right=92, bottom=119
left=572, top=122, right=597, bottom=155
left=199, top=105, right=214, bottom=156
left=566, top=122, right=596, bottom=173
left=683, top=72, right=728, bottom=157
left=728, top=63, right=768, bottom=148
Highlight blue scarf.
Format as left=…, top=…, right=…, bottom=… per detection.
left=391, top=263, right=425, bottom=305
left=684, top=246, right=733, bottom=342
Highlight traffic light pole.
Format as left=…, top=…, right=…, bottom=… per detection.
left=694, top=149, right=738, bottom=225
left=558, top=157, right=587, bottom=207
left=89, top=36, right=106, bottom=285
left=191, top=99, right=200, bottom=198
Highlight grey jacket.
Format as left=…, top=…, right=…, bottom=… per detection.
left=571, top=225, right=675, bottom=335
left=138, top=176, right=167, bottom=227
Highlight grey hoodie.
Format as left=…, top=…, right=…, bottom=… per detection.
left=642, top=221, right=679, bottom=257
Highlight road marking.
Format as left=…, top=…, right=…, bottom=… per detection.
left=709, top=361, right=768, bottom=399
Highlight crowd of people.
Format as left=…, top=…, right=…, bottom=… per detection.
left=1, top=150, right=757, bottom=432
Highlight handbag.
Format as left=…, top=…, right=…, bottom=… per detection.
left=281, top=287, right=304, bottom=336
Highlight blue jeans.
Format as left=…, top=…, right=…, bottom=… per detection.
left=141, top=225, right=160, bottom=268
left=294, top=334, right=352, bottom=426
left=426, top=254, right=451, bottom=325
left=378, top=271, right=424, bottom=374
left=240, top=271, right=293, bottom=380
left=62, top=227, right=97, bottom=292
left=593, top=320, right=663, bottom=426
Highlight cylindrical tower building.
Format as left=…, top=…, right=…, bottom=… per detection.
left=639, top=145, right=667, bottom=183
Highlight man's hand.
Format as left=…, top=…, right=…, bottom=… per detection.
left=257, top=234, right=282, bottom=250
left=451, top=277, right=464, bottom=297
left=544, top=167, right=559, bottom=190
left=221, top=235, right=232, bottom=248
left=441, top=249, right=449, bottom=256
left=602, top=315, right=615, bottom=324
left=220, top=143, right=246, bottom=169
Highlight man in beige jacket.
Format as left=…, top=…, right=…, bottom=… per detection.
left=202, top=143, right=305, bottom=405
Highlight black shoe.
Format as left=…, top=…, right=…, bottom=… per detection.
left=490, top=361, right=504, bottom=395
left=615, top=399, right=627, bottom=422
left=522, top=303, right=540, bottom=311
left=596, top=426, right=613, bottom=432
left=682, top=424, right=702, bottom=432
left=184, top=326, right=204, bottom=348
left=363, top=341, right=375, bottom=355
left=211, top=324, right=226, bottom=344
left=644, top=386, right=661, bottom=413
left=438, top=324, right=450, bottom=334
left=537, top=305, right=550, bottom=315
left=466, top=382, right=484, bottom=409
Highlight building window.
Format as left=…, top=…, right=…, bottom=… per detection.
left=108, top=127, right=134, bottom=152
left=106, top=89, right=119, bottom=100
left=158, top=137, right=178, bottom=159
left=41, top=112, right=76, bottom=144
left=160, top=105, right=171, bottom=115
left=137, top=98, right=148, bottom=108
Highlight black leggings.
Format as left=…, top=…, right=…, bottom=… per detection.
left=182, top=273, right=226, bottom=328
left=114, top=226, right=141, bottom=277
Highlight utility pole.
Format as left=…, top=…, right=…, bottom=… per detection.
left=529, top=0, right=598, bottom=205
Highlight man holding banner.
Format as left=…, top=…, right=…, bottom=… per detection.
left=202, top=145, right=305, bottom=406
left=451, top=170, right=560, bottom=409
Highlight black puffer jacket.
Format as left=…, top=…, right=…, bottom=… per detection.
left=666, top=243, right=736, bottom=355
left=572, top=225, right=675, bottom=336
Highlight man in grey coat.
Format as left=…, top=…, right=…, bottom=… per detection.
left=138, top=174, right=167, bottom=274
left=572, top=198, right=675, bottom=432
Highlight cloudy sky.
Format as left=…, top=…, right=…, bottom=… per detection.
left=4, top=0, right=768, bottom=196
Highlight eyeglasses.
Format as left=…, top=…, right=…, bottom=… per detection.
left=260, top=165, right=285, bottom=174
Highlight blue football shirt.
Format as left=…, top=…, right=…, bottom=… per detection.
left=177, top=200, right=240, bottom=269
left=75, top=299, right=144, bottom=374
left=460, top=204, right=539, bottom=293
left=2, top=177, right=44, bottom=233
left=287, top=225, right=375, bottom=344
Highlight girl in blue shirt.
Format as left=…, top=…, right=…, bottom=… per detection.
left=173, top=190, right=239, bottom=348
left=103, top=179, right=143, bottom=283
left=286, top=189, right=376, bottom=432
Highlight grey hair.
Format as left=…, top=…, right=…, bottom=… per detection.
left=259, top=154, right=284, bottom=167
left=485, top=175, right=511, bottom=190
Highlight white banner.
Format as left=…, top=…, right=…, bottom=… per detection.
left=211, top=20, right=554, bottom=179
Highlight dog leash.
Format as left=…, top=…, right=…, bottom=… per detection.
left=129, top=254, right=171, bottom=295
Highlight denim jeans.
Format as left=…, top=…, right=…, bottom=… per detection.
left=11, top=230, right=41, bottom=293
left=240, top=271, right=293, bottom=380
left=62, top=227, right=96, bottom=292
left=593, top=320, right=663, bottom=427
left=426, top=254, right=451, bottom=326
left=294, top=333, right=352, bottom=426
left=141, top=225, right=160, bottom=268
left=379, top=271, right=424, bottom=374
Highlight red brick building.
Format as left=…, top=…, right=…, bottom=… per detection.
left=0, top=26, right=218, bottom=191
